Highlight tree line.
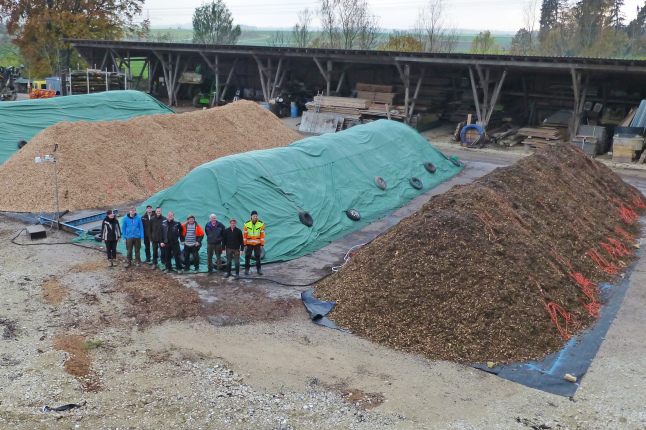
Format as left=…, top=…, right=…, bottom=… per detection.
left=511, top=0, right=646, bottom=57
left=1, top=0, right=645, bottom=79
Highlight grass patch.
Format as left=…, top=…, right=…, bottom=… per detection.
left=84, top=339, right=102, bottom=350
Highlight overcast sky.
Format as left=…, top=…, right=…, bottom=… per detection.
left=139, top=0, right=645, bottom=32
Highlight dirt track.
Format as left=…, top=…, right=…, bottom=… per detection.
left=1, top=141, right=646, bottom=429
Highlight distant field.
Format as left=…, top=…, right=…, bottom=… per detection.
left=147, top=28, right=510, bottom=51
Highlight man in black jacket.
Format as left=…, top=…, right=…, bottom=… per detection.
left=141, top=205, right=154, bottom=263
left=161, top=211, right=184, bottom=274
left=150, top=207, right=166, bottom=270
left=222, top=218, right=244, bottom=279
left=205, top=214, right=225, bottom=274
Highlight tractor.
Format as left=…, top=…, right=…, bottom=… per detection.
left=0, top=65, right=24, bottom=101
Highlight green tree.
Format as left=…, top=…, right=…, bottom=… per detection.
left=626, top=3, right=646, bottom=55
left=0, top=0, right=148, bottom=77
left=510, top=28, right=535, bottom=54
left=292, top=9, right=313, bottom=48
left=539, top=0, right=562, bottom=41
left=573, top=0, right=612, bottom=52
left=192, top=0, right=241, bottom=44
left=413, top=0, right=459, bottom=53
left=470, top=31, right=499, bottom=54
left=317, top=0, right=381, bottom=49
left=378, top=31, right=424, bottom=52
left=606, top=0, right=625, bottom=31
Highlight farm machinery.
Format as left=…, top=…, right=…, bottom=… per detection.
left=0, top=65, right=24, bottom=101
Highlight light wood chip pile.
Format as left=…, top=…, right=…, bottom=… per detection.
left=0, top=100, right=302, bottom=212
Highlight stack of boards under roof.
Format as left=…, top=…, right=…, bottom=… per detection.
left=315, top=145, right=645, bottom=364
left=0, top=100, right=302, bottom=212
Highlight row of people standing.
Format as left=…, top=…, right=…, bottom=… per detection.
left=100, top=206, right=265, bottom=278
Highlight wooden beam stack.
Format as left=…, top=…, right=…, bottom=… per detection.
left=356, top=83, right=396, bottom=105
left=303, top=90, right=405, bottom=132
left=519, top=126, right=566, bottom=150
left=70, top=69, right=125, bottom=94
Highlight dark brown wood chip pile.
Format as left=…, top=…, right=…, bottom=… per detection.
left=315, top=145, right=645, bottom=364
left=0, top=100, right=302, bottom=212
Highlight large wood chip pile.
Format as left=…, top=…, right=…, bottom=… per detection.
left=315, top=145, right=645, bottom=364
left=0, top=100, right=302, bottom=212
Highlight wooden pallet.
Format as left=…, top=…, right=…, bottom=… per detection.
left=356, top=83, right=393, bottom=93
left=313, top=96, right=370, bottom=109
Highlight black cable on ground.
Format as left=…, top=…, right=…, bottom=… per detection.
left=246, top=271, right=335, bottom=287
left=11, top=228, right=106, bottom=253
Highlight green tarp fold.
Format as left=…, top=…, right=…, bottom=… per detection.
left=135, top=120, right=462, bottom=266
left=0, top=90, right=174, bottom=165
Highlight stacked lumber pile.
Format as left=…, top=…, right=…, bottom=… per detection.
left=356, top=83, right=396, bottom=105
left=519, top=126, right=566, bottom=150
left=302, top=84, right=404, bottom=133
left=70, top=69, right=125, bottom=94
left=302, top=96, right=406, bottom=133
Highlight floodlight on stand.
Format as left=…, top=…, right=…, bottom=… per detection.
left=35, top=144, right=60, bottom=229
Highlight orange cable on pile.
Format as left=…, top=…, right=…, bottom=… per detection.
left=474, top=213, right=498, bottom=241
left=142, top=170, right=156, bottom=194
left=551, top=250, right=601, bottom=317
left=615, top=227, right=634, bottom=240
left=529, top=275, right=576, bottom=339
left=494, top=192, right=528, bottom=225
left=546, top=302, right=575, bottom=340
left=606, top=237, right=631, bottom=258
left=630, top=190, right=646, bottom=208
left=610, top=198, right=639, bottom=224
left=537, top=199, right=550, bottom=212
left=587, top=248, right=619, bottom=275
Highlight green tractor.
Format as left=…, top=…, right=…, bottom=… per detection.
left=192, top=86, right=217, bottom=108
left=181, top=64, right=236, bottom=108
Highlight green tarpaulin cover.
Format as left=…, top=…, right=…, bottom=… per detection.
left=128, top=120, right=462, bottom=266
left=0, top=90, right=174, bottom=165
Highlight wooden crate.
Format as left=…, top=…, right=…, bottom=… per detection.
left=356, top=91, right=376, bottom=102
left=356, top=83, right=393, bottom=93
left=314, top=96, right=369, bottom=109
left=613, top=135, right=644, bottom=150
left=374, top=92, right=395, bottom=104
left=612, top=143, right=635, bottom=162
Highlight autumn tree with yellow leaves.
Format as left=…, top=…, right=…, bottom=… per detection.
left=0, top=0, right=148, bottom=77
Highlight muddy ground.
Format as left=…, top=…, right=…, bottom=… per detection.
left=1, top=146, right=646, bottom=429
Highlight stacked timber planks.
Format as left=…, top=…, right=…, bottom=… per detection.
left=303, top=93, right=406, bottom=132
left=356, top=83, right=396, bottom=105
left=519, top=126, right=566, bottom=150
left=70, top=69, right=125, bottom=94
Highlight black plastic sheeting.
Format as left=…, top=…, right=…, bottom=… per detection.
left=303, top=252, right=640, bottom=397
left=301, top=289, right=351, bottom=333
left=474, top=250, right=641, bottom=397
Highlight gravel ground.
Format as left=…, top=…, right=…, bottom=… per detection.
left=1, top=149, right=646, bottom=429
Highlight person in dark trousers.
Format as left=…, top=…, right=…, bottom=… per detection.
left=181, top=215, right=204, bottom=272
left=101, top=209, right=121, bottom=267
left=161, top=211, right=184, bottom=274
left=243, top=210, right=265, bottom=276
left=150, top=206, right=166, bottom=270
left=205, top=213, right=225, bottom=274
left=222, top=218, right=244, bottom=279
left=141, top=205, right=154, bottom=263
left=121, top=206, right=144, bottom=268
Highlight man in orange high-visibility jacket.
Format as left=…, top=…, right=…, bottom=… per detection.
left=243, top=210, right=265, bottom=276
